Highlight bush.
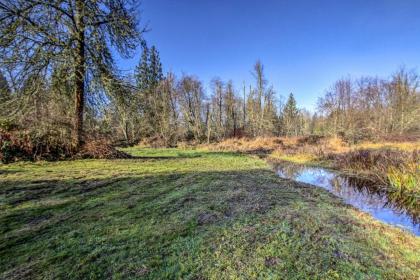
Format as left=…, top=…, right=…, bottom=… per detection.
left=0, top=130, right=73, bottom=163
left=0, top=131, right=33, bottom=163
left=0, top=130, right=132, bottom=163
left=0, top=138, right=13, bottom=163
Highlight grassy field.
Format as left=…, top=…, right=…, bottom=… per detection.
left=0, top=148, right=419, bottom=279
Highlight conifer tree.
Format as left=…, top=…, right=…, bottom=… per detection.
left=136, top=44, right=150, bottom=92
left=149, top=46, right=163, bottom=87
left=134, top=44, right=164, bottom=136
left=282, top=93, right=300, bottom=136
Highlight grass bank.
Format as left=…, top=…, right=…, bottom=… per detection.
left=1, top=148, right=419, bottom=279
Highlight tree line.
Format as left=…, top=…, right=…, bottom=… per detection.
left=0, top=0, right=419, bottom=156
left=316, top=69, right=420, bottom=142
left=107, top=55, right=420, bottom=146
left=107, top=58, right=309, bottom=146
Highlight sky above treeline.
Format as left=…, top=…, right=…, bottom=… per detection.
left=116, top=0, right=420, bottom=111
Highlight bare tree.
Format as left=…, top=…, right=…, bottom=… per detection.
left=318, top=68, right=420, bottom=141
left=178, top=75, right=205, bottom=142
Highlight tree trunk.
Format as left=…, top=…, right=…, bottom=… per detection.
left=73, top=62, right=85, bottom=149
left=73, top=0, right=86, bottom=150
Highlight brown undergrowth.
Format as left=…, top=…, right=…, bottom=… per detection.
left=0, top=130, right=130, bottom=163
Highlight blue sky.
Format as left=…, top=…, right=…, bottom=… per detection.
left=117, top=0, right=420, bottom=111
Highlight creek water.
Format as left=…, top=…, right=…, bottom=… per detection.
left=272, top=162, right=419, bottom=236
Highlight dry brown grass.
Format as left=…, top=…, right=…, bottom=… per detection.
left=329, top=149, right=418, bottom=171
left=205, top=135, right=349, bottom=158
left=205, top=136, right=284, bottom=154
left=206, top=135, right=419, bottom=159
left=355, top=141, right=420, bottom=151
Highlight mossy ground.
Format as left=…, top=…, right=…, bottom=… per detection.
left=1, top=148, right=419, bottom=279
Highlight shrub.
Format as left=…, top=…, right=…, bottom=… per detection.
left=0, top=128, right=71, bottom=163
left=0, top=131, right=33, bottom=163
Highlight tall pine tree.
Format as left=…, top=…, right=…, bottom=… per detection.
left=282, top=93, right=300, bottom=136
left=136, top=44, right=150, bottom=92
left=135, top=44, right=164, bottom=137
left=149, top=46, right=163, bottom=87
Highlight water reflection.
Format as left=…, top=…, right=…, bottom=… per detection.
left=272, top=162, right=419, bottom=236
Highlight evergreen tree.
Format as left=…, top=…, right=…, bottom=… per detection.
left=282, top=93, right=300, bottom=136
left=149, top=46, right=163, bottom=87
left=134, top=44, right=164, bottom=137
left=135, top=44, right=163, bottom=92
left=136, top=44, right=150, bottom=92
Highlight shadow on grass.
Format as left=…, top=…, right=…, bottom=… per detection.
left=113, top=151, right=244, bottom=160
left=129, top=155, right=202, bottom=160
left=0, top=169, right=22, bottom=175
left=1, top=167, right=418, bottom=279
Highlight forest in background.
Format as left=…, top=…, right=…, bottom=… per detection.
left=0, top=49, right=419, bottom=161
left=0, top=0, right=419, bottom=162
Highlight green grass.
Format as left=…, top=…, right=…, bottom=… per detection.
left=268, top=152, right=327, bottom=166
left=121, top=147, right=204, bottom=158
left=0, top=148, right=419, bottom=279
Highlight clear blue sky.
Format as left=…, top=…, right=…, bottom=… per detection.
left=117, top=0, right=420, bottom=111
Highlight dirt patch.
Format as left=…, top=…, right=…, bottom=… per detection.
left=197, top=212, right=219, bottom=225
left=265, top=256, right=281, bottom=267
